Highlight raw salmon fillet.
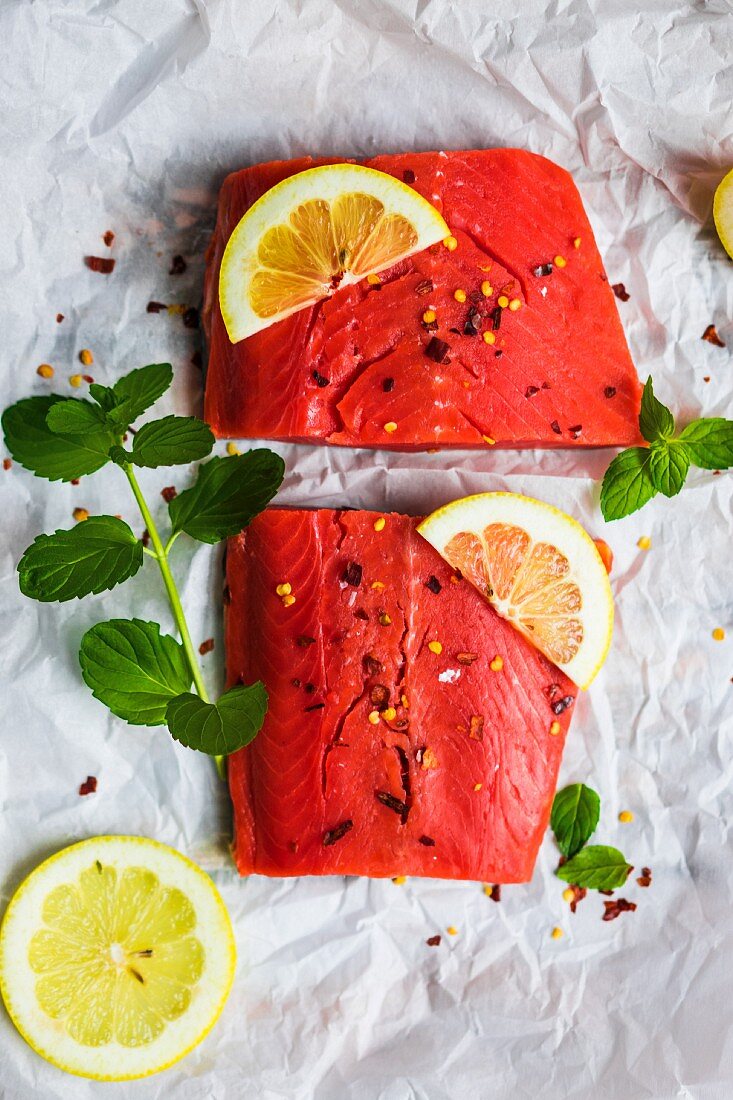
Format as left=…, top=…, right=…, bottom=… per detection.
left=204, top=149, right=642, bottom=450
left=226, top=508, right=578, bottom=881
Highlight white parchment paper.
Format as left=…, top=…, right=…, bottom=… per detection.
left=0, top=2, right=732, bottom=1097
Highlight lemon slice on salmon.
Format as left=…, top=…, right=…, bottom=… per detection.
left=713, top=167, right=733, bottom=260
left=0, top=836, right=235, bottom=1081
left=219, top=163, right=450, bottom=342
left=418, top=493, right=613, bottom=689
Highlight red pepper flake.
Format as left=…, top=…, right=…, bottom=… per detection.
left=490, top=306, right=502, bottom=330
left=323, top=819, right=353, bottom=846
left=169, top=254, right=187, bottom=275
left=567, top=884, right=587, bottom=913
left=56, top=313, right=64, bottom=323
left=703, top=376, right=711, bottom=383
left=551, top=694, right=575, bottom=715
left=342, top=561, right=363, bottom=587
left=569, top=424, right=583, bottom=439
left=363, top=653, right=384, bottom=676
left=415, top=279, right=433, bottom=296
left=2, top=458, right=11, bottom=471
left=456, top=652, right=478, bottom=665
left=604, top=386, right=617, bottom=398
left=79, top=775, right=98, bottom=796
left=425, top=336, right=451, bottom=363
left=198, top=638, right=215, bottom=655
left=489, top=884, right=501, bottom=902
left=82, top=374, right=94, bottom=384
left=636, top=867, right=652, bottom=888
left=370, top=684, right=390, bottom=707
left=419, top=835, right=435, bottom=846
left=494, top=349, right=503, bottom=359
left=183, top=307, right=199, bottom=329
left=382, top=377, right=395, bottom=392
left=161, top=486, right=177, bottom=502
left=103, top=230, right=115, bottom=247
left=611, top=283, right=630, bottom=302
left=425, top=575, right=442, bottom=594
left=426, top=934, right=442, bottom=947
left=550, top=420, right=562, bottom=435
left=463, top=307, right=481, bottom=337
left=147, top=301, right=167, bottom=313
left=305, top=702, right=325, bottom=712
left=533, top=263, right=553, bottom=277
left=291, top=678, right=302, bottom=688
left=312, top=370, right=330, bottom=388
left=141, top=528, right=151, bottom=548
left=469, top=715, right=485, bottom=742
left=525, top=385, right=539, bottom=398
left=85, top=255, right=115, bottom=274
left=702, top=324, right=725, bottom=347
left=375, top=789, right=408, bottom=820
left=304, top=682, right=316, bottom=694
left=297, top=634, right=316, bottom=647
left=402, top=169, right=416, bottom=184
left=602, top=898, right=637, bottom=921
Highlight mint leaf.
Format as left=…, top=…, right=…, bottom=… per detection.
left=556, top=845, right=631, bottom=890
left=169, top=450, right=285, bottom=544
left=18, top=517, right=143, bottom=602
left=79, top=619, right=192, bottom=726
left=45, top=399, right=109, bottom=436
left=678, top=418, right=733, bottom=470
left=639, top=376, right=675, bottom=443
left=111, top=363, right=173, bottom=424
left=131, top=416, right=215, bottom=469
left=648, top=439, right=690, bottom=498
left=2, top=396, right=113, bottom=481
left=600, top=447, right=657, bottom=521
left=166, top=682, right=268, bottom=755
left=550, top=783, right=601, bottom=858
left=89, top=383, right=117, bottom=412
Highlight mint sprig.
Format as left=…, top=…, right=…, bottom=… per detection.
left=551, top=783, right=631, bottom=891
left=3, top=363, right=284, bottom=776
left=600, top=377, right=733, bottom=521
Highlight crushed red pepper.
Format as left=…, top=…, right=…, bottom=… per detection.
left=569, top=424, right=583, bottom=439
left=375, top=790, right=408, bottom=820
left=169, top=254, right=187, bottom=275
left=363, top=654, right=384, bottom=676
left=103, top=230, right=115, bottom=246
left=525, top=386, right=539, bottom=398
left=702, top=323, right=725, bottom=347
left=489, top=884, right=501, bottom=902
left=382, top=377, right=395, bottom=392
left=85, top=256, right=115, bottom=274
left=419, top=835, right=436, bottom=846
left=425, top=575, right=442, bottom=594
left=312, top=370, right=330, bottom=388
left=425, top=336, right=451, bottom=363
left=426, top=934, right=442, bottom=947
left=415, top=279, right=433, bottom=296
left=56, top=313, right=64, bottom=323
left=79, top=775, right=97, bottom=796
left=323, top=819, right=353, bottom=846
left=533, top=263, right=553, bottom=277
left=611, top=283, right=630, bottom=301
left=469, top=715, right=485, bottom=742
left=567, top=884, right=587, bottom=913
left=141, top=528, right=150, bottom=548
left=604, top=386, right=617, bottom=398
left=550, top=420, right=562, bottom=435
left=198, top=638, right=215, bottom=655
left=402, top=169, right=416, bottom=184
left=297, top=634, right=316, bottom=647
left=147, top=301, right=167, bottom=313
left=456, top=652, right=478, bottom=665
left=637, top=867, right=652, bottom=887
left=370, top=684, right=390, bottom=708
left=551, top=694, right=575, bottom=715
left=3, top=459, right=11, bottom=471
left=161, top=486, right=177, bottom=502
left=602, top=898, right=636, bottom=921
left=342, top=562, right=363, bottom=587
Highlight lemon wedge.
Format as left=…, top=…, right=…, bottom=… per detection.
left=0, top=836, right=235, bottom=1080
left=219, top=163, right=449, bottom=342
left=713, top=167, right=733, bottom=260
left=418, top=493, right=614, bottom=689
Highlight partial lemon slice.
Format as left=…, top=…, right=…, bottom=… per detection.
left=713, top=167, right=733, bottom=260
left=418, top=493, right=614, bottom=689
left=0, top=836, right=235, bottom=1081
left=219, top=163, right=450, bottom=342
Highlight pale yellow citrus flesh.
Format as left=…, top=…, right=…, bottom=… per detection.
left=417, top=493, right=614, bottom=689
left=219, top=163, right=449, bottom=342
left=0, top=837, right=235, bottom=1081
left=713, top=167, right=733, bottom=260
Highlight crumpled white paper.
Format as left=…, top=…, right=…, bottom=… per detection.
left=0, top=1, right=731, bottom=1097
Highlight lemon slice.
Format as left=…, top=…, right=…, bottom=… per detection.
left=219, top=163, right=450, bottom=342
left=418, top=493, right=614, bottom=689
left=713, top=167, right=733, bottom=260
left=0, top=836, right=235, bottom=1081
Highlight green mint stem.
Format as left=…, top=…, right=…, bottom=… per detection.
left=123, top=464, right=226, bottom=781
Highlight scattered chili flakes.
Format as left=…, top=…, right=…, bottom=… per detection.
left=323, top=819, right=353, bottom=846
left=169, top=254, right=187, bottom=275
left=161, top=486, right=177, bottom=502
left=373, top=517, right=386, bottom=532
left=551, top=927, right=564, bottom=940
left=703, top=376, right=711, bottom=383
left=415, top=278, right=433, bottom=296
left=382, top=377, right=395, bottom=392
left=342, top=561, right=363, bottom=587
left=3, top=458, right=12, bottom=471
left=525, top=385, right=539, bottom=398
left=494, top=349, right=503, bottom=359
left=56, top=313, right=64, bottom=323
left=312, top=370, right=330, bottom=387
left=85, top=255, right=115, bottom=274
left=425, top=575, right=442, bottom=594
left=363, top=653, right=384, bottom=676
left=305, top=702, right=325, bottom=712
left=702, top=323, right=725, bottom=347
left=533, top=263, right=553, bottom=277
left=463, top=307, right=481, bottom=336
left=551, top=694, right=574, bottom=715
left=446, top=925, right=458, bottom=936
left=490, top=305, right=502, bottom=330
left=569, top=424, right=583, bottom=439
left=549, top=721, right=561, bottom=736
left=79, top=775, right=98, bottom=796
left=636, top=867, right=652, bottom=888
left=297, top=634, right=316, bottom=647
left=489, top=655, right=504, bottom=672
left=602, top=898, right=637, bottom=922
left=611, top=283, right=630, bottom=302
left=419, top=835, right=435, bottom=846
left=102, top=230, right=115, bottom=247
left=425, top=336, right=451, bottom=363
left=422, top=747, right=439, bottom=769
left=37, top=363, right=54, bottom=379
left=198, top=638, right=215, bottom=655
left=384, top=421, right=398, bottom=434
left=442, top=236, right=458, bottom=251
left=71, top=479, right=80, bottom=486
left=469, top=715, right=485, bottom=742
left=456, top=652, right=478, bottom=665
left=489, top=884, right=501, bottom=902
left=392, top=875, right=407, bottom=885
left=604, top=385, right=617, bottom=398
left=379, top=612, right=392, bottom=626
left=712, top=627, right=726, bottom=641
left=473, top=783, right=482, bottom=791
left=147, top=301, right=167, bottom=313
left=183, top=307, right=199, bottom=329
left=402, top=168, right=416, bottom=184
left=426, top=934, right=442, bottom=947
left=73, top=507, right=89, bottom=522
left=370, top=684, right=390, bottom=708
left=428, top=640, right=443, bottom=655
left=618, top=810, right=634, bottom=823
left=595, top=538, right=614, bottom=574
left=375, top=790, right=408, bottom=819
left=565, top=884, right=587, bottom=912
left=550, top=420, right=562, bottom=435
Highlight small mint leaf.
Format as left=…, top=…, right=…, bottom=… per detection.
left=600, top=447, right=657, bottom=521
left=111, top=363, right=173, bottom=424
left=556, top=845, right=631, bottom=891
left=18, top=517, right=143, bottom=602
left=168, top=450, right=285, bottom=544
left=648, top=440, right=690, bottom=497
left=639, top=376, right=675, bottom=443
left=678, top=418, right=733, bottom=470
left=131, top=416, right=215, bottom=469
left=79, top=619, right=192, bottom=726
left=2, top=396, right=113, bottom=481
left=550, top=784, right=601, bottom=858
left=166, top=682, right=268, bottom=755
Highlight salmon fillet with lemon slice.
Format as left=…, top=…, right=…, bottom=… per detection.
left=204, top=149, right=642, bottom=449
left=225, top=506, right=581, bottom=881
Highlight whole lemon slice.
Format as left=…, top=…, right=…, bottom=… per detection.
left=418, top=493, right=614, bottom=690
left=0, top=836, right=235, bottom=1080
left=219, top=163, right=450, bottom=342
left=713, top=167, right=733, bottom=260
